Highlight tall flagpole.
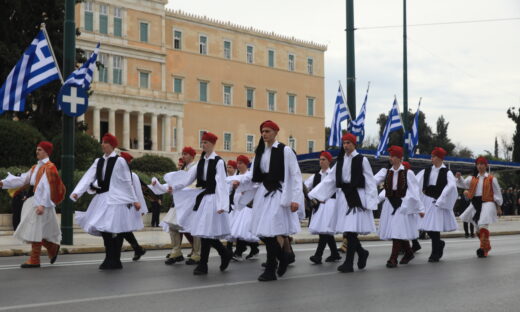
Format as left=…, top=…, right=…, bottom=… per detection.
left=40, top=23, right=64, bottom=84
left=346, top=0, right=356, bottom=119
left=403, top=0, right=409, bottom=160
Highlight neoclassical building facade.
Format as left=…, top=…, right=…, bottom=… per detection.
left=75, top=0, right=326, bottom=160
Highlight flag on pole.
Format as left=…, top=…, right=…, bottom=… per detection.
left=376, top=98, right=403, bottom=158
left=63, top=43, right=100, bottom=90
left=406, top=99, right=421, bottom=157
left=0, top=30, right=61, bottom=113
left=328, top=83, right=350, bottom=147
left=348, top=83, right=369, bottom=145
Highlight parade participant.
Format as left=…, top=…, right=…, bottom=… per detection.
left=225, top=159, right=238, bottom=254
left=416, top=148, right=458, bottom=262
left=374, top=145, right=422, bottom=268
left=71, top=133, right=141, bottom=270
left=233, top=120, right=303, bottom=281
left=0, top=141, right=65, bottom=268
left=305, top=150, right=341, bottom=264
left=151, top=146, right=201, bottom=265
left=119, top=152, right=148, bottom=261
left=170, top=132, right=232, bottom=275
left=226, top=160, right=237, bottom=176
left=456, top=156, right=503, bottom=258
left=309, top=133, right=378, bottom=273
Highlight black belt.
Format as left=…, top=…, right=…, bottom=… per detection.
left=340, top=183, right=364, bottom=215
left=471, top=196, right=483, bottom=223
left=193, top=188, right=215, bottom=211
left=387, top=196, right=403, bottom=215
left=423, top=185, right=442, bottom=199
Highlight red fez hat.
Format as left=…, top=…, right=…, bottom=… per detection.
left=402, top=161, right=411, bottom=170
left=388, top=145, right=404, bottom=158
left=201, top=132, right=218, bottom=144
left=37, top=141, right=53, bottom=156
left=227, top=160, right=238, bottom=169
left=260, top=120, right=280, bottom=132
left=431, top=147, right=447, bottom=160
left=341, top=133, right=357, bottom=145
left=236, top=155, right=250, bottom=166
left=182, top=146, right=196, bottom=157
left=102, top=133, right=118, bottom=148
left=475, top=156, right=488, bottom=166
left=120, top=152, right=133, bottom=164
left=320, top=151, right=333, bottom=162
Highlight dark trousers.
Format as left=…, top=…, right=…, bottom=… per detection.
left=11, top=194, right=24, bottom=231
left=344, top=232, right=364, bottom=267
left=314, top=234, right=339, bottom=257
left=121, top=232, right=142, bottom=251
left=427, top=231, right=442, bottom=258
left=261, top=237, right=281, bottom=271
left=463, top=222, right=474, bottom=235
left=101, top=232, right=124, bottom=268
left=151, top=202, right=161, bottom=227
left=200, top=238, right=227, bottom=266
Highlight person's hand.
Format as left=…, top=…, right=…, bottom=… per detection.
left=71, top=193, right=78, bottom=200
left=290, top=202, right=299, bottom=212
left=463, top=190, right=469, bottom=198
left=217, top=209, right=225, bottom=214
left=455, top=172, right=462, bottom=179
left=152, top=180, right=157, bottom=186
left=232, top=181, right=240, bottom=188
left=419, top=212, right=425, bottom=218
left=134, top=202, right=141, bottom=211
left=35, top=205, right=44, bottom=215
left=167, top=186, right=173, bottom=194
left=496, top=205, right=503, bottom=217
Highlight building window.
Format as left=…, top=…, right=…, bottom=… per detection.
left=307, top=97, right=315, bottom=116
left=246, top=88, right=254, bottom=108
left=173, top=78, right=182, bottom=93
left=174, top=30, right=182, bottom=49
left=84, top=2, right=93, bottom=31
left=223, top=85, right=232, bottom=106
left=308, top=140, right=315, bottom=153
left=112, top=55, right=122, bottom=85
left=289, top=137, right=296, bottom=150
left=268, top=91, right=276, bottom=111
left=113, top=8, right=122, bottom=37
left=246, top=45, right=254, bottom=64
left=288, top=54, right=295, bottom=71
left=224, top=132, right=232, bottom=151
left=139, top=71, right=149, bottom=89
left=288, top=94, right=296, bottom=114
left=98, top=53, right=108, bottom=83
left=140, top=22, right=149, bottom=43
left=199, top=35, right=207, bottom=55
left=307, top=57, right=314, bottom=74
left=99, top=4, right=108, bottom=34
left=246, top=135, right=255, bottom=153
left=173, top=128, right=177, bottom=148
left=268, top=49, right=275, bottom=68
left=199, top=81, right=208, bottom=102
left=199, top=130, right=207, bottom=148
left=223, top=40, right=231, bottom=59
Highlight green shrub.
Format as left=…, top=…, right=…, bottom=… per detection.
left=0, top=119, right=45, bottom=168
left=130, top=154, right=177, bottom=174
left=50, top=132, right=102, bottom=170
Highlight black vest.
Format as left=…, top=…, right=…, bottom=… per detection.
left=384, top=169, right=408, bottom=214
left=335, top=153, right=365, bottom=214
left=422, top=167, right=448, bottom=199
left=94, top=156, right=119, bottom=194
left=312, top=171, right=322, bottom=188
left=252, top=143, right=285, bottom=194
left=193, top=154, right=223, bottom=211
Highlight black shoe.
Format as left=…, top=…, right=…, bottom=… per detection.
left=357, top=249, right=369, bottom=269
left=464, top=234, right=469, bottom=239
left=337, top=263, right=354, bottom=273
left=288, top=252, right=296, bottom=264
left=165, top=253, right=170, bottom=259
left=476, top=248, right=486, bottom=258
left=386, top=260, right=398, bottom=268
left=246, top=245, right=260, bottom=259
left=220, top=250, right=233, bottom=272
left=132, top=248, right=146, bottom=261
left=309, top=255, right=322, bottom=264
left=470, top=233, right=475, bottom=238
left=21, top=263, right=40, bottom=268
left=399, top=253, right=415, bottom=265
left=50, top=245, right=60, bottom=264
left=438, top=241, right=446, bottom=259
left=98, top=262, right=123, bottom=270
left=412, top=243, right=421, bottom=253
left=258, top=270, right=277, bottom=281
left=277, top=253, right=290, bottom=277
left=165, top=255, right=184, bottom=265
left=428, top=255, right=440, bottom=263
left=261, top=262, right=267, bottom=268
left=193, top=264, right=208, bottom=275
left=185, top=258, right=200, bottom=265
left=325, top=254, right=342, bottom=263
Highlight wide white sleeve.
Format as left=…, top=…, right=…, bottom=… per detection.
left=456, top=176, right=472, bottom=190
left=304, top=174, right=315, bottom=190
left=33, top=172, right=54, bottom=208
left=70, top=159, right=98, bottom=201
left=148, top=177, right=169, bottom=195
left=435, top=171, right=459, bottom=210
left=400, top=171, right=423, bottom=215
left=215, top=159, right=230, bottom=212
left=374, top=168, right=388, bottom=185
left=492, top=177, right=503, bottom=206
left=378, top=190, right=386, bottom=204
left=132, top=172, right=148, bottom=214
left=2, top=169, right=32, bottom=189
left=308, top=164, right=337, bottom=202
left=110, top=158, right=138, bottom=203
left=169, top=164, right=197, bottom=191
left=361, top=157, right=379, bottom=210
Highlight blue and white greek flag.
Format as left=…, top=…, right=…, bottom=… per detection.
left=0, top=30, right=60, bottom=113
left=328, top=84, right=350, bottom=147
left=63, top=43, right=100, bottom=90
left=406, top=102, right=420, bottom=157
left=348, top=84, right=369, bottom=145
left=376, top=98, right=403, bottom=158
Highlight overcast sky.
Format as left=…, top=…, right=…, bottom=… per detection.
left=166, top=0, right=520, bottom=156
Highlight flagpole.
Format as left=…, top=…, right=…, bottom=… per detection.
left=338, top=80, right=351, bottom=130
left=40, top=23, right=64, bottom=84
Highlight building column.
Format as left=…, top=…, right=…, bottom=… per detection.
left=123, top=110, right=130, bottom=149
left=151, top=113, right=158, bottom=151
left=137, top=111, right=144, bottom=150
left=176, top=115, right=184, bottom=151
left=109, top=108, right=116, bottom=135
left=93, top=106, right=100, bottom=141
left=163, top=115, right=171, bottom=152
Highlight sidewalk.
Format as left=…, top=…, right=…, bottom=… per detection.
left=1, top=217, right=519, bottom=257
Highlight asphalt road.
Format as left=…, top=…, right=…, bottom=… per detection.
left=1, top=236, right=520, bottom=312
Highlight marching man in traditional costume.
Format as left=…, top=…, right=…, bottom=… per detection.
left=0, top=141, right=65, bottom=268
left=309, top=133, right=378, bottom=273
left=456, top=156, right=503, bottom=258
left=71, top=133, right=141, bottom=270
left=416, top=147, right=458, bottom=262
left=374, top=145, right=423, bottom=268
left=305, top=151, right=341, bottom=264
